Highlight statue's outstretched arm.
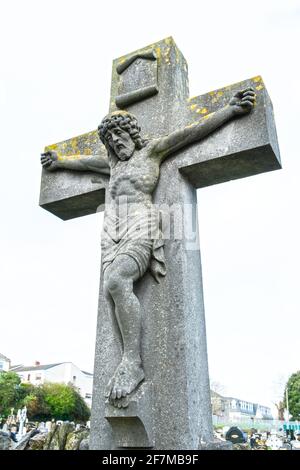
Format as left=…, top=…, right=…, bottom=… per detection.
left=152, top=88, right=255, bottom=162
left=41, top=150, right=110, bottom=175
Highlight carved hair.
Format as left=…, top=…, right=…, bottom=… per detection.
left=98, top=111, right=147, bottom=149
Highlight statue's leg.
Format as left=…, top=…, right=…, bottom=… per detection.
left=103, top=291, right=124, bottom=398
left=103, top=254, right=145, bottom=404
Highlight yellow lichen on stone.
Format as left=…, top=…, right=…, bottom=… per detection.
left=255, top=84, right=264, bottom=91
left=253, top=76, right=262, bottom=83
left=175, top=46, right=180, bottom=64
left=155, top=47, right=162, bottom=64
left=185, top=122, right=197, bottom=129
left=48, top=144, right=58, bottom=151
left=204, top=112, right=214, bottom=119
left=59, top=154, right=81, bottom=161
left=196, top=107, right=208, bottom=114
left=190, top=104, right=198, bottom=111
left=209, top=90, right=224, bottom=104
left=71, top=138, right=79, bottom=154
left=163, top=46, right=171, bottom=65
left=110, top=110, right=129, bottom=116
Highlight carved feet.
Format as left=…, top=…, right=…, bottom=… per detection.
left=105, top=357, right=145, bottom=408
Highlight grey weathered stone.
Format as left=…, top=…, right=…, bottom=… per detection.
left=199, top=438, right=233, bottom=450
left=39, top=37, right=281, bottom=450
left=42, top=422, right=76, bottom=450
left=65, top=429, right=89, bottom=450
left=105, top=382, right=154, bottom=448
left=58, top=422, right=75, bottom=450
left=44, top=424, right=59, bottom=450
left=79, top=438, right=89, bottom=450
left=14, top=429, right=39, bottom=450
left=21, top=424, right=90, bottom=450
left=0, top=431, right=11, bottom=450
left=27, top=432, right=47, bottom=450
left=39, top=42, right=279, bottom=222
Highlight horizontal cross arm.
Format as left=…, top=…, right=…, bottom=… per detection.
left=39, top=130, right=109, bottom=220
left=177, top=76, right=281, bottom=188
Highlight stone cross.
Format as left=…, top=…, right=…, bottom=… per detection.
left=39, top=37, right=280, bottom=450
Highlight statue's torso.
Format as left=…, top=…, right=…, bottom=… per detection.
left=108, top=144, right=160, bottom=207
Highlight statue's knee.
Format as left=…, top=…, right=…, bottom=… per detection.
left=103, top=281, right=111, bottom=299
left=105, top=274, right=122, bottom=296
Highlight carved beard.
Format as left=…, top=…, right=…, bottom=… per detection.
left=117, top=153, right=132, bottom=161
left=115, top=145, right=135, bottom=161
left=106, top=142, right=134, bottom=162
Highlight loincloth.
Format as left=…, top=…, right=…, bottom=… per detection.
left=101, top=208, right=166, bottom=282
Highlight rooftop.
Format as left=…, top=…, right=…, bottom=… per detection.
left=11, top=363, right=63, bottom=372
left=10, top=362, right=93, bottom=376
left=0, top=353, right=11, bottom=362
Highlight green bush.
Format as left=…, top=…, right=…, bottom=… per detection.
left=0, top=371, right=90, bottom=423
left=286, top=372, right=300, bottom=421
left=42, top=383, right=90, bottom=422
left=0, top=371, right=21, bottom=416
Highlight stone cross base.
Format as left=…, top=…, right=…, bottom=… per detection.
left=105, top=382, right=154, bottom=448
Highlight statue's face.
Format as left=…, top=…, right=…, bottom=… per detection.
left=105, top=127, right=135, bottom=161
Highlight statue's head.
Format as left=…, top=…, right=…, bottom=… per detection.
left=98, top=111, right=146, bottom=161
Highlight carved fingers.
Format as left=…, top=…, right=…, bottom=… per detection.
left=104, top=377, right=114, bottom=398
left=106, top=382, right=130, bottom=408
left=110, top=395, right=130, bottom=409
left=105, top=372, right=129, bottom=408
left=230, top=87, right=256, bottom=115
left=40, top=150, right=58, bottom=171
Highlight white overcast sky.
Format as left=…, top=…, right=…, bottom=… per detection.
left=1, top=0, right=299, bottom=412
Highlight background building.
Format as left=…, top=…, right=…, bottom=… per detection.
left=0, top=353, right=11, bottom=372
left=211, top=391, right=273, bottom=420
left=10, top=361, right=93, bottom=407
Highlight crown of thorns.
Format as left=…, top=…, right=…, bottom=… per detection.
left=98, top=112, right=141, bottom=145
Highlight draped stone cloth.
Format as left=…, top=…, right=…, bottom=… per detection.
left=101, top=206, right=166, bottom=282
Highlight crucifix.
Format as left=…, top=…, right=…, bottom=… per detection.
left=39, top=37, right=281, bottom=450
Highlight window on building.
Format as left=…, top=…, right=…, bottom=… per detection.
left=27, top=374, right=31, bottom=381
left=35, top=374, right=42, bottom=381
left=73, top=376, right=76, bottom=383
left=85, top=393, right=92, bottom=399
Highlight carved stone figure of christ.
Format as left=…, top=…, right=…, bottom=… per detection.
left=41, top=88, right=255, bottom=408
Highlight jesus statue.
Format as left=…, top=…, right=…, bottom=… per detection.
left=41, top=88, right=255, bottom=408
